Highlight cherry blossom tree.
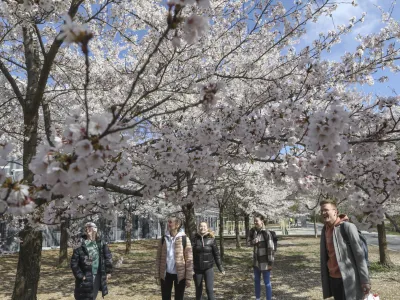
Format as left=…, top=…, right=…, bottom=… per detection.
left=0, top=0, right=400, bottom=298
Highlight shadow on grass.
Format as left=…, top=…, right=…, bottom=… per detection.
left=0, top=238, right=322, bottom=299
left=216, top=242, right=322, bottom=300
left=0, top=255, right=19, bottom=297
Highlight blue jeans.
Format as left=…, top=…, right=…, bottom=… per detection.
left=253, top=267, right=272, bottom=300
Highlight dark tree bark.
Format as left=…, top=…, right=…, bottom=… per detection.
left=141, top=218, right=150, bottom=239
left=234, top=212, right=241, bottom=249
left=244, top=213, right=250, bottom=242
left=125, top=213, right=133, bottom=254
left=9, top=4, right=84, bottom=298
left=12, top=227, right=43, bottom=300
left=219, top=206, right=225, bottom=261
left=58, top=217, right=70, bottom=267
left=182, top=202, right=196, bottom=240
left=12, top=25, right=42, bottom=300
left=159, top=220, right=165, bottom=238
left=180, top=172, right=197, bottom=240
left=313, top=210, right=318, bottom=238
left=377, top=221, right=394, bottom=267
left=217, top=187, right=234, bottom=261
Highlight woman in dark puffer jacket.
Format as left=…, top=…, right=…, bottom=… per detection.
left=70, top=222, right=113, bottom=300
left=192, top=222, right=225, bottom=300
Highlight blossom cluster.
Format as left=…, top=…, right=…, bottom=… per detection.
left=378, top=96, right=400, bottom=110
left=57, top=14, right=93, bottom=47
left=1, top=0, right=400, bottom=232
left=28, top=110, right=130, bottom=208
left=0, top=138, right=33, bottom=215
left=0, top=0, right=69, bottom=17
left=303, top=104, right=350, bottom=178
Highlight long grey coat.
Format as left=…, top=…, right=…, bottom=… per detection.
left=320, top=222, right=370, bottom=300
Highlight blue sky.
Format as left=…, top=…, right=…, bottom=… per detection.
left=298, top=0, right=400, bottom=97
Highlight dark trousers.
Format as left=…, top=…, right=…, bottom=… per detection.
left=93, top=274, right=101, bottom=300
left=329, top=277, right=346, bottom=300
left=193, top=268, right=215, bottom=300
left=161, top=272, right=186, bottom=300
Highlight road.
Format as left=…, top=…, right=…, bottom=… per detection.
left=278, top=222, right=400, bottom=251
left=362, top=232, right=400, bottom=252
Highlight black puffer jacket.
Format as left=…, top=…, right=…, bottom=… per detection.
left=70, top=237, right=113, bottom=300
left=192, top=231, right=224, bottom=273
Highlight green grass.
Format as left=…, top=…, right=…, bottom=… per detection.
left=284, top=250, right=305, bottom=256
left=1, top=237, right=399, bottom=300
left=386, top=230, right=400, bottom=236
left=369, top=261, right=400, bottom=273
left=292, top=242, right=312, bottom=247
left=226, top=247, right=250, bottom=253
left=124, top=250, right=152, bottom=257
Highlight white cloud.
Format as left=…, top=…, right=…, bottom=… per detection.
left=291, top=0, right=388, bottom=62
left=304, top=0, right=382, bottom=43
left=292, top=0, right=400, bottom=96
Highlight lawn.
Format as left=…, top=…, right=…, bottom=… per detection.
left=387, top=231, right=400, bottom=236
left=0, top=237, right=399, bottom=299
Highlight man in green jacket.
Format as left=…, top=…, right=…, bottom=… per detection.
left=320, top=199, right=370, bottom=300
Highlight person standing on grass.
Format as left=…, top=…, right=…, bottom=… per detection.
left=248, top=214, right=275, bottom=300
left=70, top=222, right=113, bottom=300
left=320, top=199, right=370, bottom=300
left=192, top=221, right=225, bottom=300
left=155, top=216, right=193, bottom=300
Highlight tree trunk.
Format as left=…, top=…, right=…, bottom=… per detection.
left=11, top=6, right=82, bottom=298
left=16, top=26, right=42, bottom=293
left=234, top=213, right=241, bottom=249
left=244, top=213, right=250, bottom=242
left=13, top=110, right=43, bottom=299
left=12, top=227, right=43, bottom=300
left=182, top=202, right=196, bottom=240
left=219, top=206, right=225, bottom=261
left=22, top=23, right=41, bottom=183
left=377, top=221, right=394, bottom=267
left=13, top=104, right=42, bottom=300
left=22, top=112, right=40, bottom=182
left=159, top=220, right=165, bottom=238
left=58, top=217, right=70, bottom=268
left=125, top=213, right=133, bottom=254
left=313, top=210, right=318, bottom=238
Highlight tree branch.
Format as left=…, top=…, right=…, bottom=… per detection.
left=0, top=60, right=24, bottom=105
left=30, top=1, right=84, bottom=114
left=90, top=180, right=144, bottom=197
left=33, top=23, right=47, bottom=59
left=41, top=100, right=55, bottom=147
left=349, top=138, right=400, bottom=145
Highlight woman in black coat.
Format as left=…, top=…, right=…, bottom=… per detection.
left=70, top=222, right=113, bottom=300
left=192, top=222, right=225, bottom=300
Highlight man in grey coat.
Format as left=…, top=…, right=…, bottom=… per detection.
left=320, top=200, right=370, bottom=300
